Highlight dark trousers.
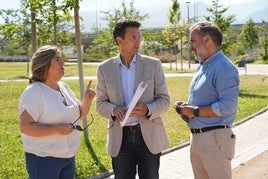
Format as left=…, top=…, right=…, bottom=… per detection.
left=112, top=127, right=161, bottom=179
left=25, top=152, right=75, bottom=179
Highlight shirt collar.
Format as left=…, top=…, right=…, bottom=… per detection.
left=202, top=49, right=223, bottom=66
left=119, top=54, right=137, bottom=66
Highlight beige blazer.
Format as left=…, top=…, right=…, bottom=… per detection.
left=96, top=53, right=170, bottom=157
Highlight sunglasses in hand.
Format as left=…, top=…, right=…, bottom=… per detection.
left=70, top=114, right=94, bottom=131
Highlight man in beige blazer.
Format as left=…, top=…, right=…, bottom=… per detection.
left=96, top=20, right=170, bottom=179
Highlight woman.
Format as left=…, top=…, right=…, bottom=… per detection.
left=18, top=45, right=95, bottom=179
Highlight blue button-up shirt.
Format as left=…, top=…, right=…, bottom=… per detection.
left=187, top=50, right=239, bottom=128
left=119, top=55, right=138, bottom=125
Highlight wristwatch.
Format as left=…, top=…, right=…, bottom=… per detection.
left=193, top=107, right=199, bottom=117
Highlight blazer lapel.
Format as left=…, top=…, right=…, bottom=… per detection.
left=113, top=55, right=124, bottom=106
left=135, top=54, right=144, bottom=89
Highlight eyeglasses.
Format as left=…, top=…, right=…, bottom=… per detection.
left=70, top=114, right=94, bottom=131
left=123, top=36, right=144, bottom=42
left=59, top=90, right=68, bottom=106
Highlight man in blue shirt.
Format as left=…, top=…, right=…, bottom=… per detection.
left=174, top=21, right=239, bottom=179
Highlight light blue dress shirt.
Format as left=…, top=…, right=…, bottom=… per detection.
left=119, top=55, right=138, bottom=126
left=187, top=50, right=239, bottom=128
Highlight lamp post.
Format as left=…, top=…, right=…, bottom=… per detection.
left=186, top=1, right=191, bottom=69
left=95, top=0, right=98, bottom=31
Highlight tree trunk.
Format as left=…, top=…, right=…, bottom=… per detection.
left=30, top=3, right=37, bottom=78
left=31, top=5, right=37, bottom=54
left=74, top=5, right=89, bottom=137
left=52, top=0, right=57, bottom=45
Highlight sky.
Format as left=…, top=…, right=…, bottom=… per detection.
left=1, top=0, right=171, bottom=11
left=0, top=0, right=257, bottom=12
left=0, top=0, right=262, bottom=24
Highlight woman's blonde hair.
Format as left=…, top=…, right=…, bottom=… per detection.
left=29, top=45, right=60, bottom=83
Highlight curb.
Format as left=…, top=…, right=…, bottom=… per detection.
left=89, top=170, right=114, bottom=179
left=233, top=106, right=268, bottom=127
left=90, top=106, right=268, bottom=179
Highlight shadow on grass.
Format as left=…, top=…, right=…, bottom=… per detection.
left=239, top=90, right=268, bottom=99
left=7, top=76, right=28, bottom=80
left=83, top=130, right=107, bottom=173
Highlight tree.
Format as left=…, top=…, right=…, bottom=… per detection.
left=0, top=0, right=76, bottom=56
left=140, top=29, right=164, bottom=56
left=87, top=0, right=148, bottom=60
left=0, top=7, right=32, bottom=76
left=0, top=8, right=31, bottom=55
left=224, top=26, right=245, bottom=59
left=39, top=0, right=73, bottom=45
left=205, top=0, right=235, bottom=33
left=205, top=0, right=236, bottom=53
left=259, top=21, right=268, bottom=61
left=240, top=18, right=259, bottom=60
left=162, top=0, right=186, bottom=70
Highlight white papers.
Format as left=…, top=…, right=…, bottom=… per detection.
left=120, top=81, right=148, bottom=127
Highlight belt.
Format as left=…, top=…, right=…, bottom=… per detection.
left=123, top=124, right=141, bottom=132
left=190, top=125, right=229, bottom=134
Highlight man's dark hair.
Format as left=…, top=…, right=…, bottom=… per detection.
left=190, top=21, right=223, bottom=47
left=113, top=20, right=141, bottom=44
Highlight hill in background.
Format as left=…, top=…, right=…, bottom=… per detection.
left=79, top=0, right=268, bottom=32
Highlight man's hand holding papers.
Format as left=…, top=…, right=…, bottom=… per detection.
left=120, top=81, right=147, bottom=126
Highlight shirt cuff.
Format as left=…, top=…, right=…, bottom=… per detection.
left=211, top=102, right=221, bottom=116
left=111, top=105, right=117, bottom=121
left=146, top=106, right=151, bottom=119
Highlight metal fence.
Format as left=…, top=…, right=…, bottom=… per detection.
left=0, top=55, right=28, bottom=62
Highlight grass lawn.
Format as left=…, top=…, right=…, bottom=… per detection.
left=0, top=62, right=193, bottom=80
left=1, top=62, right=268, bottom=178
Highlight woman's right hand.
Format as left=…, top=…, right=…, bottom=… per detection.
left=20, top=110, right=75, bottom=136
left=55, top=123, right=74, bottom=135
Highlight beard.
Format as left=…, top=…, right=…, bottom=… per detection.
left=193, top=49, right=207, bottom=62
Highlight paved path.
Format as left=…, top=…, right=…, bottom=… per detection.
left=158, top=107, right=268, bottom=179
left=232, top=150, right=268, bottom=179
left=162, top=63, right=268, bottom=76
left=1, top=64, right=267, bottom=83
left=93, top=107, right=268, bottom=179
